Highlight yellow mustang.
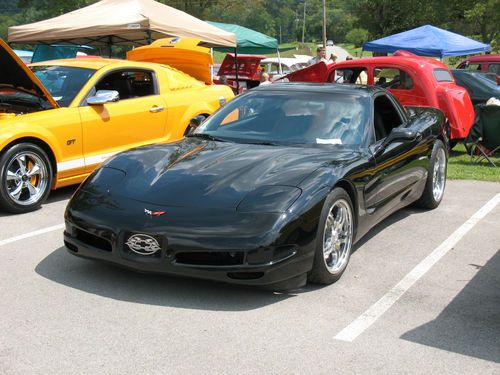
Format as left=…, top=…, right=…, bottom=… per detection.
left=0, top=38, right=234, bottom=213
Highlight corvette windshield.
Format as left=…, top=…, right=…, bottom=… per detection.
left=196, top=90, right=370, bottom=146
left=31, top=65, right=96, bottom=107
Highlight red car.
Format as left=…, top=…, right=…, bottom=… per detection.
left=456, top=54, right=500, bottom=85
left=286, top=51, right=474, bottom=142
left=214, top=53, right=266, bottom=91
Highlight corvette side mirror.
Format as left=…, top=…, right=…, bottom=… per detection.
left=87, top=90, right=120, bottom=105
left=373, top=128, right=421, bottom=157
left=386, top=128, right=421, bottom=144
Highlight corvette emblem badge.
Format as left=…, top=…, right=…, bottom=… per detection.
left=125, top=234, right=161, bottom=255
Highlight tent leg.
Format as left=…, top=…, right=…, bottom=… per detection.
left=277, top=49, right=282, bottom=76
left=210, top=48, right=214, bottom=79
left=234, top=48, right=239, bottom=93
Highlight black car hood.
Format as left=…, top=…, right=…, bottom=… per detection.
left=103, top=138, right=356, bottom=208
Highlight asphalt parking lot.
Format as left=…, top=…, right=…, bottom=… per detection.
left=0, top=180, right=499, bottom=374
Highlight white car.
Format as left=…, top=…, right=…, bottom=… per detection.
left=260, top=57, right=309, bottom=81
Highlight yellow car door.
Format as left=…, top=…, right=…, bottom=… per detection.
left=78, top=68, right=168, bottom=172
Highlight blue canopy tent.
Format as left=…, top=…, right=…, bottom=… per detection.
left=363, top=25, right=491, bottom=57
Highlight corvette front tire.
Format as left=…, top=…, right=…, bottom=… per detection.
left=308, top=187, right=354, bottom=285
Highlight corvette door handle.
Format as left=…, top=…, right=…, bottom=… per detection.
left=149, top=106, right=165, bottom=113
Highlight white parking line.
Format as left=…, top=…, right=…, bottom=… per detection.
left=335, top=192, right=500, bottom=342
left=0, top=224, right=65, bottom=247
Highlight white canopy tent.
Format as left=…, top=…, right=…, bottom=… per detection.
left=8, top=0, right=236, bottom=48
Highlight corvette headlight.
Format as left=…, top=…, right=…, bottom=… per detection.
left=237, top=186, right=301, bottom=213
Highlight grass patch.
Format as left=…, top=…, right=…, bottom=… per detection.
left=448, top=144, right=500, bottom=182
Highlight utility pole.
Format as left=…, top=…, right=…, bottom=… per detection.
left=322, top=0, right=327, bottom=47
left=301, top=1, right=306, bottom=45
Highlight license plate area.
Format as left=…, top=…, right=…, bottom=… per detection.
left=122, top=232, right=165, bottom=260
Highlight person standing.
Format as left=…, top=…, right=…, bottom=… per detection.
left=308, top=47, right=328, bottom=65
left=259, top=72, right=272, bottom=85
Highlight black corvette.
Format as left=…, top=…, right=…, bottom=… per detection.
left=64, top=83, right=448, bottom=289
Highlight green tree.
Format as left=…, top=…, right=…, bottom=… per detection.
left=346, top=28, right=368, bottom=47
left=204, top=0, right=276, bottom=37
left=464, top=0, right=500, bottom=43
left=349, top=0, right=439, bottom=39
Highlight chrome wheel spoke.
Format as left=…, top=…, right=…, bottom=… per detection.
left=27, top=163, right=41, bottom=178
left=324, top=246, right=334, bottom=260
left=6, top=170, right=18, bottom=181
left=27, top=182, right=39, bottom=197
left=333, top=214, right=341, bottom=232
left=10, top=184, right=23, bottom=200
left=16, top=155, right=28, bottom=174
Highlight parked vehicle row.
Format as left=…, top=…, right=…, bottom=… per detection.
left=3, top=38, right=457, bottom=289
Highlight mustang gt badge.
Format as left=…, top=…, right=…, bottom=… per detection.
left=144, top=208, right=166, bottom=217
left=125, top=234, right=161, bottom=255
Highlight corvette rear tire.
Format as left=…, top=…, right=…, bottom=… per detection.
left=0, top=143, right=53, bottom=214
left=308, top=187, right=354, bottom=285
left=415, top=139, right=447, bottom=209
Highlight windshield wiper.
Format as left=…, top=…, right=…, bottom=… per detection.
left=187, top=133, right=228, bottom=142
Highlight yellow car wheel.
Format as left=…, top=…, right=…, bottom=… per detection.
left=0, top=143, right=53, bottom=214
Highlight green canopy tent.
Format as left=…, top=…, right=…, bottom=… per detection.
left=206, top=21, right=278, bottom=54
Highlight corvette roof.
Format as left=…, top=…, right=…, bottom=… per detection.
left=252, top=82, right=381, bottom=96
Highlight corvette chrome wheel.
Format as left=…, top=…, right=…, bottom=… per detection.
left=0, top=143, right=53, bottom=213
left=432, top=147, right=446, bottom=202
left=322, top=198, right=353, bottom=274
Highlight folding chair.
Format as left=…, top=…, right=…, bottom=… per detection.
left=464, top=104, right=500, bottom=167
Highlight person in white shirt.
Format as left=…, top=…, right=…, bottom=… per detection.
left=308, top=47, right=328, bottom=65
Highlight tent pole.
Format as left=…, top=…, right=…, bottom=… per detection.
left=147, top=30, right=152, bottom=45
left=234, top=48, right=239, bottom=93
left=210, top=48, right=214, bottom=79
left=277, top=48, right=283, bottom=76
left=108, top=36, right=112, bottom=58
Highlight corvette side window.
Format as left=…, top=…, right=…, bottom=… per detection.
left=373, top=95, right=403, bottom=142
left=374, top=68, right=413, bottom=90
left=94, top=70, right=156, bottom=100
